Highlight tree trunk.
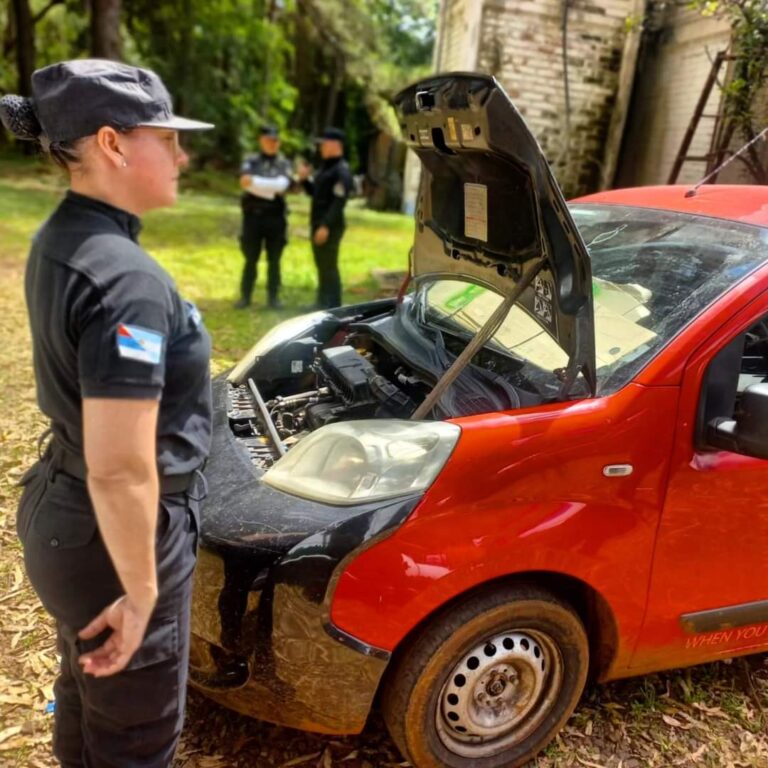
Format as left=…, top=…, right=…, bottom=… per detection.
left=3, top=1, right=15, bottom=59
left=12, top=0, right=34, bottom=95
left=90, top=0, right=122, bottom=60
left=324, top=53, right=344, bottom=128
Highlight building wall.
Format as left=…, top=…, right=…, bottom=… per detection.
left=403, top=1, right=741, bottom=213
left=476, top=0, right=637, bottom=196
left=616, top=6, right=731, bottom=187
left=403, top=0, right=637, bottom=209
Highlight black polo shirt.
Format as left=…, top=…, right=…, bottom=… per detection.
left=240, top=152, right=293, bottom=217
left=304, top=156, right=353, bottom=230
left=25, top=191, right=212, bottom=478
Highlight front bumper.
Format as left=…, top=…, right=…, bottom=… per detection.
left=189, top=376, right=420, bottom=733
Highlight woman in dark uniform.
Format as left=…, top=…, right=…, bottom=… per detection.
left=1, top=60, right=213, bottom=767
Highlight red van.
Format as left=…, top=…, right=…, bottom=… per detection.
left=189, top=73, right=768, bottom=768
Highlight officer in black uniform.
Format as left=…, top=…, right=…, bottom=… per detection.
left=299, top=126, right=353, bottom=309
left=1, top=59, right=212, bottom=767
left=236, top=125, right=293, bottom=309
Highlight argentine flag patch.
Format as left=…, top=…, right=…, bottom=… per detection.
left=116, top=324, right=164, bottom=365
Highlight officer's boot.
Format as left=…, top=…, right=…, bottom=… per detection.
left=268, top=288, right=283, bottom=310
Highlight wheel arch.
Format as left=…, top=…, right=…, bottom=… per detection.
left=380, top=570, right=619, bottom=690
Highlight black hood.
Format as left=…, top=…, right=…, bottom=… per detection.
left=394, top=73, right=596, bottom=393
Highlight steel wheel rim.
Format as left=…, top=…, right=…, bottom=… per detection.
left=435, top=629, right=564, bottom=758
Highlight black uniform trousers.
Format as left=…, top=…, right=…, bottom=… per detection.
left=311, top=225, right=345, bottom=309
left=239, top=210, right=286, bottom=303
left=16, top=460, right=199, bottom=768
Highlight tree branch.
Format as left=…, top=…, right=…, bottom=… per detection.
left=33, top=0, right=65, bottom=26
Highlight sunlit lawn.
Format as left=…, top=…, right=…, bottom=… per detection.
left=0, top=154, right=414, bottom=373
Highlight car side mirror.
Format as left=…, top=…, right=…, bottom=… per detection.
left=708, top=383, right=768, bottom=459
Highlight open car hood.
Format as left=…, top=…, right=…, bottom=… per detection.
left=394, top=73, right=596, bottom=393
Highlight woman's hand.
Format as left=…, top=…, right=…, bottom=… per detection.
left=78, top=593, right=156, bottom=677
left=297, top=162, right=312, bottom=181
left=313, top=225, right=329, bottom=246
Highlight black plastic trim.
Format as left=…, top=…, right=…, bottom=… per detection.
left=681, top=600, right=768, bottom=634
left=323, top=621, right=391, bottom=661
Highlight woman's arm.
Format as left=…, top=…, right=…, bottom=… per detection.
left=77, top=396, right=160, bottom=677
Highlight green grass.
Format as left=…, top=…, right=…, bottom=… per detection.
left=0, top=154, right=414, bottom=373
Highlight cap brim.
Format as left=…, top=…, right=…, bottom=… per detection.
left=137, top=115, right=214, bottom=131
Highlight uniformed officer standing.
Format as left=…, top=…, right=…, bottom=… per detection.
left=1, top=59, right=213, bottom=767
left=299, top=127, right=353, bottom=309
left=236, top=125, right=293, bottom=309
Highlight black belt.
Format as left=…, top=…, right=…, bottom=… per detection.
left=43, top=436, right=201, bottom=496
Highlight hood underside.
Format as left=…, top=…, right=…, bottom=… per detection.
left=394, top=73, right=596, bottom=393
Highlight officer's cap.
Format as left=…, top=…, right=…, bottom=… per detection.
left=315, top=126, right=345, bottom=143
left=19, top=59, right=213, bottom=144
left=260, top=125, right=279, bottom=138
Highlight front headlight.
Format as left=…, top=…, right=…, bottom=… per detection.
left=262, top=420, right=460, bottom=506
left=228, top=311, right=329, bottom=384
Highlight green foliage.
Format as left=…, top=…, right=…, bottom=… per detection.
left=122, top=0, right=298, bottom=165
left=298, top=0, right=438, bottom=135
left=2, top=0, right=437, bottom=180
left=0, top=155, right=413, bottom=370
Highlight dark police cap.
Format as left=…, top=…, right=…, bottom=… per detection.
left=260, top=125, right=279, bottom=138
left=20, top=59, right=213, bottom=144
left=315, top=126, right=345, bottom=143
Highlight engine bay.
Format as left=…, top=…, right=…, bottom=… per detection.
left=226, top=301, right=554, bottom=471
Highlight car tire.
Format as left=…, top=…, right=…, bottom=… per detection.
left=381, top=584, right=588, bottom=768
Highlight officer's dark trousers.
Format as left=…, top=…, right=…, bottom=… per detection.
left=16, top=462, right=199, bottom=768
left=240, top=210, right=286, bottom=303
left=311, top=226, right=344, bottom=308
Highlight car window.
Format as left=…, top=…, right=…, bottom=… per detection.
left=738, top=319, right=768, bottom=397
left=697, top=316, right=768, bottom=448
left=572, top=205, right=768, bottom=393
left=416, top=206, right=768, bottom=399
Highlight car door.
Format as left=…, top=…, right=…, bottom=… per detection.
left=632, top=292, right=768, bottom=673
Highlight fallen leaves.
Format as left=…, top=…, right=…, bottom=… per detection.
left=0, top=726, right=23, bottom=745
left=279, top=753, right=321, bottom=768
left=2, top=174, right=768, bottom=768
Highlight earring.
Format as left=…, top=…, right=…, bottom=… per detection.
left=121, top=160, right=127, bottom=168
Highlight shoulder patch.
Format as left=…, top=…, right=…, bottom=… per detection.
left=333, top=181, right=346, bottom=198
left=185, top=300, right=202, bottom=329
left=116, top=324, right=164, bottom=365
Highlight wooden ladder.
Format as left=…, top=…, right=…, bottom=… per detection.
left=667, top=50, right=734, bottom=184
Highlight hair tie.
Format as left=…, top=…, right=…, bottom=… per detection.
left=0, top=94, right=44, bottom=141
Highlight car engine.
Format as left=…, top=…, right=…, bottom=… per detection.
left=227, top=336, right=430, bottom=469
left=226, top=307, right=548, bottom=471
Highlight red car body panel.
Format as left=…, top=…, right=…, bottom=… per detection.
left=328, top=186, right=768, bottom=683
left=573, top=185, right=768, bottom=227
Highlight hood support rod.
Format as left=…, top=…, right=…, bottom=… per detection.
left=248, top=377, right=287, bottom=457
left=411, top=259, right=544, bottom=421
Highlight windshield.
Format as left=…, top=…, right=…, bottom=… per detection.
left=415, top=204, right=768, bottom=396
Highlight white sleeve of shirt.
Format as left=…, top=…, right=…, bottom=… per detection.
left=247, top=174, right=291, bottom=200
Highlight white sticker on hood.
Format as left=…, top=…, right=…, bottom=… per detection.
left=464, top=183, right=488, bottom=242
left=447, top=116, right=457, bottom=142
